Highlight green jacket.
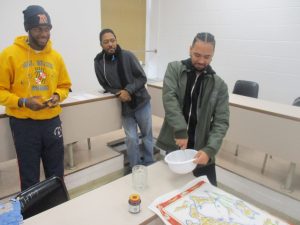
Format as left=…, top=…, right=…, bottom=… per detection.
left=156, top=61, right=229, bottom=163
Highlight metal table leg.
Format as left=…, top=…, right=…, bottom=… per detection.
left=234, top=144, right=239, bottom=156
left=283, top=162, right=296, bottom=191
left=66, top=143, right=76, bottom=169
left=261, top=154, right=268, bottom=174
left=87, top=138, right=91, bottom=150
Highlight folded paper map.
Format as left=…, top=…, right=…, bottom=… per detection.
left=149, top=177, right=291, bottom=225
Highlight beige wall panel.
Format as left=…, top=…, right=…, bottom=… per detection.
left=101, top=0, right=146, bottom=62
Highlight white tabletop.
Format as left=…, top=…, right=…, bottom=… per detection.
left=0, top=91, right=122, bottom=162
left=0, top=105, right=4, bottom=116
left=147, top=81, right=300, bottom=163
left=24, top=161, right=194, bottom=225
left=0, top=91, right=115, bottom=117
left=148, top=81, right=300, bottom=121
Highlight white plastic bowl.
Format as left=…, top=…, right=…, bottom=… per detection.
left=164, top=149, right=197, bottom=174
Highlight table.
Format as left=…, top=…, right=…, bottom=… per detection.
left=23, top=161, right=193, bottom=225
left=148, top=81, right=300, bottom=189
left=0, top=106, right=15, bottom=162
left=0, top=92, right=122, bottom=166
left=23, top=161, right=290, bottom=225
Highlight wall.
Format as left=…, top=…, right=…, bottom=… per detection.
left=2, top=1, right=300, bottom=104
left=0, top=0, right=101, bottom=92
left=101, top=0, right=146, bottom=62
left=145, top=0, right=300, bottom=104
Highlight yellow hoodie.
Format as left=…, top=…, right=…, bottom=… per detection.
left=0, top=36, right=72, bottom=119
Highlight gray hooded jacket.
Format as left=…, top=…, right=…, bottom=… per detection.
left=94, top=49, right=150, bottom=116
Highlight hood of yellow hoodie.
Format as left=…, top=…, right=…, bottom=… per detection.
left=13, top=35, right=52, bottom=54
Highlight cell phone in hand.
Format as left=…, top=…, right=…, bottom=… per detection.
left=43, top=98, right=53, bottom=106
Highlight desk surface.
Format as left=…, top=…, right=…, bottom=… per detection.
left=148, top=81, right=300, bottom=163
left=24, top=161, right=194, bottom=225
left=23, top=161, right=290, bottom=225
left=148, top=82, right=300, bottom=121
left=0, top=91, right=115, bottom=117
left=0, top=91, right=122, bottom=162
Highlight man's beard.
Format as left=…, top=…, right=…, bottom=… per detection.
left=28, top=32, right=48, bottom=50
left=105, top=47, right=116, bottom=55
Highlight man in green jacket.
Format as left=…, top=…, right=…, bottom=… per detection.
left=156, top=32, right=229, bottom=186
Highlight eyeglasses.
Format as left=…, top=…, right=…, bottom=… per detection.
left=30, top=26, right=51, bottom=34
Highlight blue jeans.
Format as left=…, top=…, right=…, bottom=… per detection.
left=122, top=102, right=154, bottom=168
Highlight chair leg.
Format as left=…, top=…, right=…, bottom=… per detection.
left=283, top=162, right=296, bottom=191
left=261, top=153, right=269, bottom=174
left=234, top=144, right=239, bottom=156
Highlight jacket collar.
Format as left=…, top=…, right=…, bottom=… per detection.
left=181, top=58, right=215, bottom=76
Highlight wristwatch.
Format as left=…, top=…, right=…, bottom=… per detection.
left=18, top=98, right=27, bottom=108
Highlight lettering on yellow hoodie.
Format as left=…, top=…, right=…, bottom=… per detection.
left=0, top=36, right=72, bottom=119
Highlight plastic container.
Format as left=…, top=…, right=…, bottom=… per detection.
left=164, top=149, right=198, bottom=174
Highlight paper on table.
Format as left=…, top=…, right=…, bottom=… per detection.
left=149, top=176, right=290, bottom=225
left=71, top=93, right=99, bottom=100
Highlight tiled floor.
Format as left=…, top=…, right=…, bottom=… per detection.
left=0, top=116, right=299, bottom=224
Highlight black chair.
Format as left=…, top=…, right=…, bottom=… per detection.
left=15, top=176, right=69, bottom=220
left=293, top=97, right=300, bottom=106
left=232, top=80, right=259, bottom=157
left=233, top=80, right=259, bottom=98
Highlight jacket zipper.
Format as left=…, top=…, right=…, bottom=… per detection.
left=187, top=72, right=202, bottom=131
left=103, top=54, right=113, bottom=87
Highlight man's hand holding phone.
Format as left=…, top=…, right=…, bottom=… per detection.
left=43, top=93, right=60, bottom=108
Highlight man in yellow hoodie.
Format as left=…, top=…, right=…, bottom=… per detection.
left=0, top=5, right=72, bottom=191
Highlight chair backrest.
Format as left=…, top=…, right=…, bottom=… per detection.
left=233, top=80, right=259, bottom=98
left=15, top=176, right=69, bottom=220
left=292, top=97, right=300, bottom=107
